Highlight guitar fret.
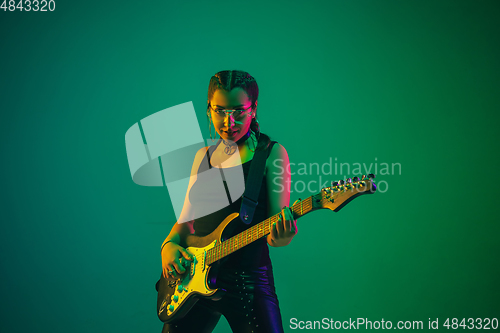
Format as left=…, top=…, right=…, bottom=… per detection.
left=207, top=195, right=316, bottom=266
left=205, top=182, right=376, bottom=266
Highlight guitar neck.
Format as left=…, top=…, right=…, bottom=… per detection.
left=205, top=194, right=318, bottom=266
left=204, top=175, right=376, bottom=266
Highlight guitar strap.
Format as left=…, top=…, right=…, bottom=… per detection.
left=196, top=136, right=277, bottom=225
left=239, top=137, right=277, bottom=224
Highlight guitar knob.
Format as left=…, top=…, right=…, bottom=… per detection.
left=177, top=285, right=183, bottom=292
left=171, top=295, right=179, bottom=302
left=168, top=305, right=174, bottom=312
left=338, top=180, right=344, bottom=185
left=353, top=177, right=359, bottom=182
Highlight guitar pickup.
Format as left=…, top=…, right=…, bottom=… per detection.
left=190, top=256, right=197, bottom=276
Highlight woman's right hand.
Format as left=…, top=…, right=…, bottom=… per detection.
left=161, top=242, right=194, bottom=279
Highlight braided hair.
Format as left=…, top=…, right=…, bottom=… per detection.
left=207, top=70, right=271, bottom=151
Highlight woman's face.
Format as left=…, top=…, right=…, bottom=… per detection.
left=208, top=88, right=256, bottom=143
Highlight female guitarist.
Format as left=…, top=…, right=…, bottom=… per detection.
left=159, top=70, right=297, bottom=333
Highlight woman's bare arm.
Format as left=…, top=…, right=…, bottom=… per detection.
left=160, top=146, right=209, bottom=277
left=265, top=143, right=297, bottom=247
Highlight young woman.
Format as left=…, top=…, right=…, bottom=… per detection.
left=159, top=70, right=297, bottom=333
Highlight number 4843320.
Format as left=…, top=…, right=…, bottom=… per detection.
left=443, top=318, right=498, bottom=330
left=1, top=0, right=56, bottom=11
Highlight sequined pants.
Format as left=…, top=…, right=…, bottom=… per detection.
left=161, top=264, right=284, bottom=333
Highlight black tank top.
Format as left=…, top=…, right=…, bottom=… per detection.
left=189, top=141, right=276, bottom=268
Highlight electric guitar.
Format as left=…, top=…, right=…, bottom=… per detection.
left=156, top=174, right=377, bottom=323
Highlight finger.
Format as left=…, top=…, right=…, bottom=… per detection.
left=179, top=248, right=193, bottom=261
left=287, top=206, right=294, bottom=220
left=281, top=209, right=289, bottom=233
left=166, top=264, right=177, bottom=278
left=277, top=213, right=285, bottom=235
left=286, top=207, right=295, bottom=233
left=179, top=256, right=192, bottom=269
left=271, top=222, right=277, bottom=240
left=291, top=218, right=298, bottom=235
left=172, top=259, right=186, bottom=274
left=280, top=211, right=288, bottom=234
left=285, top=207, right=297, bottom=233
left=287, top=206, right=296, bottom=221
left=284, top=208, right=293, bottom=233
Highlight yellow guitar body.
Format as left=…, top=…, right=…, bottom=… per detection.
left=157, top=213, right=240, bottom=323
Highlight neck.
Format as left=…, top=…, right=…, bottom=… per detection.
left=236, top=130, right=252, bottom=149
left=222, top=130, right=253, bottom=155
left=237, top=129, right=251, bottom=143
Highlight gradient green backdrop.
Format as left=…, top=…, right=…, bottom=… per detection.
left=1, top=1, right=499, bottom=332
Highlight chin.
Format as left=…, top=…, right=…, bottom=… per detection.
left=221, top=130, right=241, bottom=142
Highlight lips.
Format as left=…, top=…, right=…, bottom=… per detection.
left=224, top=130, right=238, bottom=136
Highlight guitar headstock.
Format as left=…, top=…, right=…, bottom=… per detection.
left=312, top=174, right=376, bottom=212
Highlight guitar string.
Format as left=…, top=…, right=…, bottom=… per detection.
left=208, top=199, right=311, bottom=254
left=186, top=183, right=369, bottom=263
left=171, top=182, right=371, bottom=277
left=189, top=192, right=337, bottom=262
left=188, top=198, right=315, bottom=263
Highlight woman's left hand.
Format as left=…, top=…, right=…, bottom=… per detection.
left=268, top=206, right=298, bottom=247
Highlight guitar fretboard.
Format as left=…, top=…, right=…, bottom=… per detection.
left=205, top=194, right=317, bottom=265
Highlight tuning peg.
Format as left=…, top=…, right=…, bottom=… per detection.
left=368, top=174, right=375, bottom=179
left=347, top=178, right=352, bottom=183
left=331, top=181, right=338, bottom=187
left=353, top=176, right=359, bottom=182
left=338, top=179, right=344, bottom=185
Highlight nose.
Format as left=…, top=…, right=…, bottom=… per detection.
left=223, top=113, right=235, bottom=128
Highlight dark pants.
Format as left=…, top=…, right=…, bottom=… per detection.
left=160, top=265, right=284, bottom=333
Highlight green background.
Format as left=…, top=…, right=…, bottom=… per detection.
left=1, top=0, right=499, bottom=332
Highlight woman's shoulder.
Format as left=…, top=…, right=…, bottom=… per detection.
left=267, top=141, right=287, bottom=159
left=188, top=146, right=211, bottom=176
left=265, top=142, right=289, bottom=174
left=194, top=145, right=210, bottom=161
